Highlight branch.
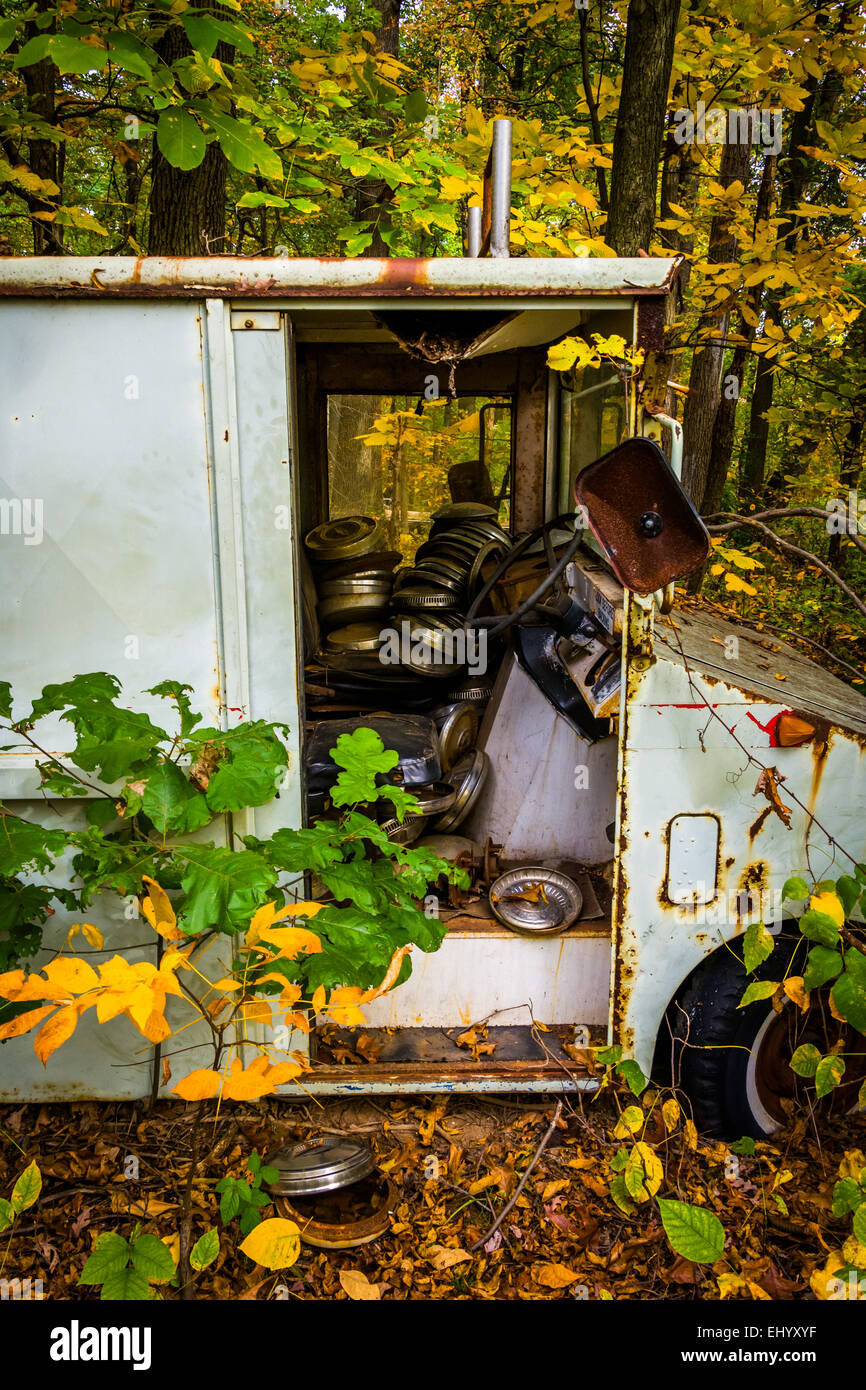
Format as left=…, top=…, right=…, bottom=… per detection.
left=704, top=513, right=866, bottom=619
left=705, top=507, right=866, bottom=558
left=469, top=1100, right=562, bottom=1252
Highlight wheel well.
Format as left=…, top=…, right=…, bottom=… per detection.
left=650, top=925, right=801, bottom=1086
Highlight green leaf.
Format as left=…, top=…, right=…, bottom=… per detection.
left=86, top=800, right=119, bottom=830
left=328, top=728, right=399, bottom=807
left=190, top=1228, right=220, bottom=1271
left=157, top=108, right=207, bottom=172
left=616, top=1059, right=648, bottom=1097
left=0, top=18, right=21, bottom=55
left=789, top=1043, right=821, bottom=1077
left=106, top=32, right=156, bottom=80
left=832, top=1178, right=863, bottom=1217
left=202, top=724, right=287, bottom=814
left=259, top=1165, right=279, bottom=1186
left=16, top=34, right=108, bottom=76
left=100, top=1266, right=152, bottom=1301
left=802, top=944, right=843, bottom=991
left=743, top=920, right=774, bottom=974
left=781, top=875, right=810, bottom=901
left=11, top=1160, right=41, bottom=1213
left=0, top=1197, right=14, bottom=1232
left=798, top=910, right=841, bottom=948
left=853, top=1205, right=866, bottom=1248
left=236, top=191, right=292, bottom=209
left=239, top=1204, right=261, bottom=1235
left=247, top=1151, right=261, bottom=1175
left=156, top=108, right=205, bottom=172
left=0, top=815, right=68, bottom=876
left=836, top=875, right=861, bottom=917
left=815, top=1054, right=845, bottom=1099
left=657, top=1198, right=725, bottom=1263
left=608, top=1173, right=635, bottom=1216
left=200, top=109, right=281, bottom=179
left=738, top=980, right=779, bottom=1008
left=147, top=682, right=202, bottom=739
left=730, top=1137, right=756, bottom=1156
left=182, top=13, right=255, bottom=57
left=595, top=1044, right=622, bottom=1066
left=141, top=760, right=212, bottom=836
left=0, top=681, right=11, bottom=718
left=177, top=845, right=277, bottom=936
left=131, top=1233, right=176, bottom=1283
left=832, top=965, right=866, bottom=1033
left=404, top=88, right=427, bottom=124
left=219, top=1186, right=241, bottom=1223
left=79, top=1233, right=133, bottom=1285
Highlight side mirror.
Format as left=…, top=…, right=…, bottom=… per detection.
left=574, top=437, right=710, bottom=594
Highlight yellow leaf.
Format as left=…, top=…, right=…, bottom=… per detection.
left=718, top=1271, right=748, bottom=1298
left=239, top=999, right=273, bottom=1026
left=239, top=1217, right=301, bottom=1270
left=172, top=1068, right=222, bottom=1101
left=631, top=1141, right=663, bottom=1199
left=254, top=925, right=322, bottom=960
left=425, top=1244, right=472, bottom=1271
left=839, top=1150, right=866, bottom=1182
left=684, top=1119, right=698, bottom=1151
left=361, top=944, right=412, bottom=1002
left=533, top=1261, right=579, bottom=1288
left=109, top=1191, right=177, bottom=1219
left=82, top=924, right=104, bottom=950
left=33, top=1003, right=79, bottom=1065
left=339, top=1268, right=381, bottom=1300
left=710, top=563, right=725, bottom=576
left=311, top=984, right=326, bottom=1015
left=41, top=957, right=99, bottom=995
left=246, top=900, right=324, bottom=946
left=662, top=1098, right=680, bottom=1130
left=783, top=976, right=810, bottom=1012
left=212, top=976, right=243, bottom=992
left=440, top=174, right=475, bottom=201
left=323, top=986, right=367, bottom=1026
left=0, top=1003, right=57, bottom=1040
left=541, top=1178, right=570, bottom=1201
left=140, top=876, right=184, bottom=942
left=613, top=1105, right=644, bottom=1138
left=810, top=1251, right=847, bottom=1300
left=809, top=891, right=845, bottom=928
left=724, top=573, right=757, bottom=595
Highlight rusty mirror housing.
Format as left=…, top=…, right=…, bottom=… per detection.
left=573, top=438, right=711, bottom=594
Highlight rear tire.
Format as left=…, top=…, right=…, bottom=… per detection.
left=660, top=934, right=866, bottom=1139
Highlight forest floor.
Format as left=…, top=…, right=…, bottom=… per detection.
left=1, top=1091, right=862, bottom=1301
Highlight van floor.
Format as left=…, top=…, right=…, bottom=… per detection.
left=312, top=1023, right=604, bottom=1072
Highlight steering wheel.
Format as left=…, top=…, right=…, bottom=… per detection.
left=465, top=513, right=585, bottom=638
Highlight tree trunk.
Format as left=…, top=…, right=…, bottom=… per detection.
left=357, top=0, right=401, bottom=257
left=606, top=0, right=681, bottom=255
left=22, top=0, right=63, bottom=252
left=681, top=139, right=751, bottom=509
left=739, top=43, right=844, bottom=497
left=148, top=2, right=231, bottom=256
left=702, top=154, right=777, bottom=516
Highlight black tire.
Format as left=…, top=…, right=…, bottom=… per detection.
left=659, top=933, right=865, bottom=1140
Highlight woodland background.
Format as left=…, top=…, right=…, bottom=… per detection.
left=1, top=0, right=865, bottom=670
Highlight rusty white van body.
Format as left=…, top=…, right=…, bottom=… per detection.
left=0, top=254, right=863, bottom=1134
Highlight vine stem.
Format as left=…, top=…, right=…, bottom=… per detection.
left=469, top=1100, right=562, bottom=1253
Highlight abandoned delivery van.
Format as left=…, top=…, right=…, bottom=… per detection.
left=1, top=248, right=865, bottom=1139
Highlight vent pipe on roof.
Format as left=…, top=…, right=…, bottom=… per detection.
left=466, top=205, right=482, bottom=257
left=477, top=117, right=512, bottom=258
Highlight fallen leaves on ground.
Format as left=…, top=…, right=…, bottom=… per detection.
left=0, top=1092, right=861, bottom=1300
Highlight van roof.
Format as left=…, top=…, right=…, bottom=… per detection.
left=0, top=255, right=682, bottom=301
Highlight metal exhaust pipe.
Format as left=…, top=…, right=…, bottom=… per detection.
left=466, top=205, right=482, bottom=257
left=482, top=118, right=512, bottom=258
